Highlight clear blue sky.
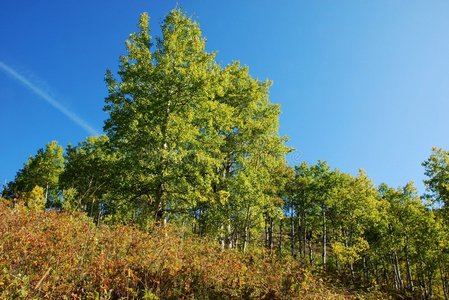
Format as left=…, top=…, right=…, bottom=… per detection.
left=1, top=1, right=449, bottom=193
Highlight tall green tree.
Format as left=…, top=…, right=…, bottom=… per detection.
left=103, top=9, right=290, bottom=235
left=104, top=10, right=224, bottom=225
left=423, top=147, right=449, bottom=208
left=205, top=62, right=291, bottom=249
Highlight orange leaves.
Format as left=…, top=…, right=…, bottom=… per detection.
left=0, top=203, right=359, bottom=299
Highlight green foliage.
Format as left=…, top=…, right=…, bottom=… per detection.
left=103, top=9, right=290, bottom=242
left=60, top=135, right=116, bottom=221
left=61, top=187, right=78, bottom=212
left=286, top=159, right=449, bottom=298
left=423, top=147, right=449, bottom=207
left=104, top=10, right=223, bottom=225
left=11, top=141, right=64, bottom=206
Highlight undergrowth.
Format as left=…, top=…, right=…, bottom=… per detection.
left=0, top=203, right=385, bottom=299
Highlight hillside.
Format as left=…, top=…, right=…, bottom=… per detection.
left=0, top=202, right=383, bottom=299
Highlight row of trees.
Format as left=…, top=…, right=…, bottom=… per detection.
left=285, top=158, right=449, bottom=299
left=3, top=9, right=449, bottom=298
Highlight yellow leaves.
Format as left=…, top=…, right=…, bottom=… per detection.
left=332, top=238, right=369, bottom=265
left=217, top=190, right=230, bottom=205
left=26, top=185, right=46, bottom=211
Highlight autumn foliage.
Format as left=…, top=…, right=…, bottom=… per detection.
left=0, top=202, right=378, bottom=299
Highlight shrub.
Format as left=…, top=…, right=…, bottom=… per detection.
left=0, top=203, right=367, bottom=299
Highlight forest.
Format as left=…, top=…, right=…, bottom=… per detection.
left=2, top=9, right=449, bottom=299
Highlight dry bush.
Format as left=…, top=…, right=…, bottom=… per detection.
left=0, top=203, right=366, bottom=299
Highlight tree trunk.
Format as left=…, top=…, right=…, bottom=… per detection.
left=227, top=222, right=233, bottom=249
left=221, top=224, right=225, bottom=250
left=278, top=218, right=283, bottom=253
left=243, top=206, right=251, bottom=253
left=404, top=241, right=414, bottom=291
left=391, top=252, right=403, bottom=291
left=395, top=251, right=404, bottom=291
left=299, top=216, right=306, bottom=259
left=268, top=216, right=274, bottom=251
left=291, top=215, right=296, bottom=257
left=155, top=184, right=165, bottom=227
left=307, top=230, right=314, bottom=264
left=243, top=227, right=248, bottom=253
left=322, top=205, right=327, bottom=269
left=264, top=219, right=269, bottom=248
left=302, top=213, right=307, bottom=259
left=363, top=255, right=369, bottom=283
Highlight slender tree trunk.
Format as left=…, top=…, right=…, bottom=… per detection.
left=390, top=254, right=398, bottom=290
left=157, top=100, right=169, bottom=227
left=243, top=206, right=251, bottom=253
left=404, top=241, right=414, bottom=291
left=155, top=184, right=166, bottom=226
left=363, top=255, right=369, bottom=283
left=307, top=230, right=314, bottom=264
left=45, top=181, right=49, bottom=206
left=227, top=222, right=233, bottom=249
left=302, top=212, right=307, bottom=259
left=322, top=205, right=327, bottom=269
left=221, top=224, right=225, bottom=250
left=391, top=252, right=403, bottom=291
left=268, top=217, right=274, bottom=251
left=291, top=215, right=296, bottom=257
left=395, top=251, right=404, bottom=291
left=264, top=219, right=269, bottom=248
left=243, top=226, right=248, bottom=253
left=278, top=218, right=283, bottom=253
left=301, top=216, right=307, bottom=259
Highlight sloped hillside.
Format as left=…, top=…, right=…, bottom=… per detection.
left=0, top=202, right=383, bottom=299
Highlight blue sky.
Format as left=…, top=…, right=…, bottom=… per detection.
left=1, top=1, right=449, bottom=193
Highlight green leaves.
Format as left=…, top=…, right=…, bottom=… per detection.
left=59, top=135, right=116, bottom=220
left=423, top=147, right=449, bottom=207
left=103, top=9, right=290, bottom=237
left=11, top=141, right=64, bottom=206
